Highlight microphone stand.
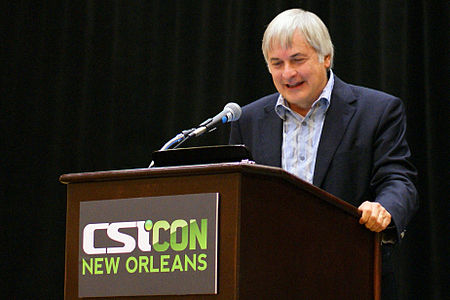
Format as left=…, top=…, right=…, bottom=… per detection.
left=168, top=116, right=218, bottom=150
left=149, top=104, right=237, bottom=167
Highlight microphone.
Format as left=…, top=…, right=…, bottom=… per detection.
left=189, top=102, right=241, bottom=137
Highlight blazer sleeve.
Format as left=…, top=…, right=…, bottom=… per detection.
left=371, top=97, right=419, bottom=241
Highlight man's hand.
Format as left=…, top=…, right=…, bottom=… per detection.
left=358, top=201, right=391, bottom=232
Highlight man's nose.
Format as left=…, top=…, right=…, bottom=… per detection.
left=282, top=65, right=297, bottom=79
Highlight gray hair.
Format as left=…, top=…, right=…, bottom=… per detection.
left=262, top=9, right=334, bottom=68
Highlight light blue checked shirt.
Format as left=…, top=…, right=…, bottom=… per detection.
left=275, top=70, right=334, bottom=183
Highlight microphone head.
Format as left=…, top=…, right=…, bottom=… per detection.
left=224, top=102, right=242, bottom=122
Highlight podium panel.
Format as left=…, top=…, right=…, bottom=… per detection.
left=60, top=163, right=380, bottom=300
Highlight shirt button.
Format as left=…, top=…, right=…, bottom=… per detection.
left=302, top=121, right=307, bottom=126
left=300, top=156, right=305, bottom=161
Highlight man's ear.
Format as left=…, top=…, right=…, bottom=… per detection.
left=324, top=54, right=331, bottom=69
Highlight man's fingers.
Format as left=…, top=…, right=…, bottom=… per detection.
left=365, top=213, right=379, bottom=230
left=358, top=201, right=372, bottom=224
left=371, top=214, right=391, bottom=232
left=373, top=212, right=386, bottom=231
left=359, top=208, right=370, bottom=224
left=358, top=201, right=391, bottom=232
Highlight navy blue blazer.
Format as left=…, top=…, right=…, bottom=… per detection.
left=230, top=76, right=418, bottom=240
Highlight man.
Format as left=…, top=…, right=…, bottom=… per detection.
left=229, top=8, right=418, bottom=299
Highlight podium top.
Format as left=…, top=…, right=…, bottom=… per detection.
left=60, top=162, right=359, bottom=218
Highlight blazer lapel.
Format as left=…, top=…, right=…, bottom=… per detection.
left=313, top=77, right=357, bottom=187
left=258, top=102, right=282, bottom=167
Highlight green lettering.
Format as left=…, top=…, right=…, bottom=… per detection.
left=189, top=219, right=208, bottom=250
left=160, top=255, right=170, bottom=272
left=82, top=258, right=93, bottom=275
left=171, top=254, right=184, bottom=272
left=94, top=257, right=103, bottom=274
left=153, top=221, right=170, bottom=252
left=185, top=254, right=196, bottom=271
left=149, top=256, right=159, bottom=272
left=171, top=220, right=189, bottom=251
left=197, top=253, right=207, bottom=271
left=126, top=256, right=138, bottom=273
left=139, top=256, right=149, bottom=273
left=104, top=257, right=120, bottom=274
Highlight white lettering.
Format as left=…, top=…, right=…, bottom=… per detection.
left=83, top=223, right=108, bottom=254
left=136, top=221, right=152, bottom=252
left=106, top=222, right=137, bottom=254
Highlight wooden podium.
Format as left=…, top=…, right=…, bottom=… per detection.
left=60, top=163, right=381, bottom=299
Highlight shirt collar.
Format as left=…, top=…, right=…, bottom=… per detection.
left=275, top=69, right=335, bottom=120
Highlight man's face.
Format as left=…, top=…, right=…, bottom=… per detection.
left=267, top=32, right=331, bottom=114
